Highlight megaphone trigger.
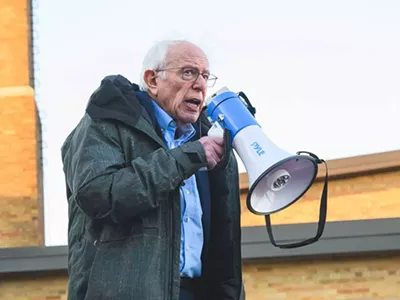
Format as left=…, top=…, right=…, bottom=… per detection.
left=207, top=120, right=225, bottom=138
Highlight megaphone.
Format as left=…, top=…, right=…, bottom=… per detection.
left=206, top=87, right=328, bottom=249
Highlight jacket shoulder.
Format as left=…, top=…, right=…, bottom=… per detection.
left=101, top=74, right=140, bottom=91
left=61, top=113, right=120, bottom=156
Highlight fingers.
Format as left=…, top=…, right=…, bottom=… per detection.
left=199, top=136, right=225, bottom=170
left=205, top=145, right=219, bottom=170
left=212, top=141, right=224, bottom=159
left=208, top=157, right=218, bottom=170
left=205, top=138, right=224, bottom=160
left=210, top=147, right=221, bottom=164
left=211, top=137, right=224, bottom=147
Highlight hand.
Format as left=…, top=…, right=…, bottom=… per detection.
left=199, top=136, right=224, bottom=170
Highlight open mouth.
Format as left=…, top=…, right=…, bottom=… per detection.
left=184, top=99, right=201, bottom=110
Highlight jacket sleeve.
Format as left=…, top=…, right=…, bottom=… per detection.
left=61, top=115, right=208, bottom=223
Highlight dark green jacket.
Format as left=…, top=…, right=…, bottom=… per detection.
left=61, top=75, right=244, bottom=300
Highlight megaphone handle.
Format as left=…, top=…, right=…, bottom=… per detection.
left=265, top=159, right=328, bottom=249
left=237, top=91, right=256, bottom=116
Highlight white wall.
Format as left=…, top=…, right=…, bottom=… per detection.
left=32, top=0, right=400, bottom=246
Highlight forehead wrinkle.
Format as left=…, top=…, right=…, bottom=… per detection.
left=165, top=43, right=209, bottom=70
left=181, top=59, right=209, bottom=72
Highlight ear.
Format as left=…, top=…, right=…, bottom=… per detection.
left=143, top=69, right=158, bottom=96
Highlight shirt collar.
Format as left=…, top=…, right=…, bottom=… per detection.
left=152, top=100, right=175, bottom=131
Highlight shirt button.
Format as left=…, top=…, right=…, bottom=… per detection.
left=184, top=217, right=190, bottom=222
left=185, top=189, right=190, bottom=195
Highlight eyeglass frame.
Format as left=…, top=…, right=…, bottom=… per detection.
left=155, top=66, right=218, bottom=87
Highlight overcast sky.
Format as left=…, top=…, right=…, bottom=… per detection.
left=32, top=0, right=400, bottom=246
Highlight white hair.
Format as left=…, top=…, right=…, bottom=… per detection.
left=139, top=39, right=205, bottom=92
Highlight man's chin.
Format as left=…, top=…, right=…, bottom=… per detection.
left=177, top=112, right=200, bottom=125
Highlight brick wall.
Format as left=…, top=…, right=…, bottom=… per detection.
left=0, top=271, right=68, bottom=300
left=243, top=253, right=400, bottom=300
left=0, top=0, right=43, bottom=247
left=240, top=170, right=400, bottom=299
left=0, top=0, right=30, bottom=87
left=0, top=170, right=399, bottom=299
left=0, top=252, right=400, bottom=299
left=241, top=169, right=400, bottom=227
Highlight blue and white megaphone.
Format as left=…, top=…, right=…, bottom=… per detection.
left=206, top=87, right=328, bottom=249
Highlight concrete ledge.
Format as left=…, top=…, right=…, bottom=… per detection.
left=0, top=86, right=34, bottom=98
left=1, top=218, right=400, bottom=274
left=241, top=218, right=400, bottom=261
left=0, top=245, right=67, bottom=274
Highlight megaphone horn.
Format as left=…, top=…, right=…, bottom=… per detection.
left=206, top=87, right=329, bottom=249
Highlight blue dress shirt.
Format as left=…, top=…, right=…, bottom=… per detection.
left=151, top=100, right=204, bottom=278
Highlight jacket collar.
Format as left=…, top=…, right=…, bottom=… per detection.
left=85, top=74, right=166, bottom=148
left=86, top=75, right=142, bottom=126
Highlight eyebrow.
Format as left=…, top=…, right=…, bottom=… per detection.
left=183, top=65, right=210, bottom=73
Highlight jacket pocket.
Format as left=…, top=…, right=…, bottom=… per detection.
left=68, top=236, right=98, bottom=299
left=89, top=217, right=159, bottom=244
left=85, top=234, right=166, bottom=300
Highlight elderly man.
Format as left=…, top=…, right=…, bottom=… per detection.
left=61, top=40, right=245, bottom=300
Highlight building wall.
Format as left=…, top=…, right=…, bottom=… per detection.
left=1, top=171, right=399, bottom=299
left=241, top=169, right=400, bottom=300
left=241, top=169, right=400, bottom=227
left=1, top=1, right=400, bottom=299
left=1, top=253, right=400, bottom=300
left=243, top=253, right=400, bottom=300
left=0, top=271, right=68, bottom=300
left=0, top=0, right=43, bottom=247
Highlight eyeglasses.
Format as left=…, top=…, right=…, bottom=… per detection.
left=156, top=66, right=218, bottom=88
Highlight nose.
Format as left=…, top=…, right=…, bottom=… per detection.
left=192, top=74, right=207, bottom=91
